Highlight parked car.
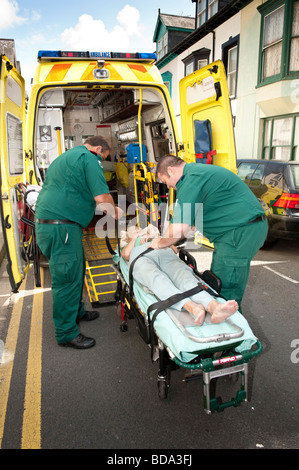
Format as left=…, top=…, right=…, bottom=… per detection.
left=237, top=159, right=299, bottom=243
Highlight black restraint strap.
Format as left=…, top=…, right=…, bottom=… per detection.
left=128, top=247, right=153, bottom=296
left=105, top=235, right=117, bottom=256
left=147, top=283, right=205, bottom=338
left=128, top=246, right=221, bottom=342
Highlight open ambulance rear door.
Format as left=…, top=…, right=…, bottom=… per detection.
left=0, top=55, right=28, bottom=292
left=178, top=60, right=237, bottom=247
left=179, top=60, right=237, bottom=173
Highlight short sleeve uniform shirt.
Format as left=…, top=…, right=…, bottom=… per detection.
left=35, top=146, right=109, bottom=227
left=171, top=163, right=265, bottom=242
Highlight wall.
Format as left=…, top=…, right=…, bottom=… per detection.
left=234, top=0, right=262, bottom=159
left=235, top=0, right=299, bottom=159
left=159, top=13, right=241, bottom=142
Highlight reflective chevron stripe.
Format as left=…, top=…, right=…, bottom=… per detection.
left=41, top=60, right=159, bottom=84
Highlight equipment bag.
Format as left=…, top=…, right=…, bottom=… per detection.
left=194, top=119, right=216, bottom=164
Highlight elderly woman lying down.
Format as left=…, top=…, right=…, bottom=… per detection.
left=120, top=226, right=238, bottom=326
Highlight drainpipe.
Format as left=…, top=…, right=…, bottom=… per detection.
left=212, top=30, right=215, bottom=62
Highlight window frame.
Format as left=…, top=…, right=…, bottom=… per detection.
left=257, top=0, right=299, bottom=86
left=261, top=114, right=299, bottom=161
left=222, top=35, right=239, bottom=99
left=182, top=48, right=210, bottom=77
left=197, top=0, right=218, bottom=27
left=197, top=0, right=207, bottom=27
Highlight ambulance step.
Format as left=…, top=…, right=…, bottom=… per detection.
left=82, top=232, right=118, bottom=305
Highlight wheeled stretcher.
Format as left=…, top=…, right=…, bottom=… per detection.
left=112, top=246, right=262, bottom=414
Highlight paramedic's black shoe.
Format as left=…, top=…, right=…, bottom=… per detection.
left=77, top=311, right=99, bottom=322
left=60, top=334, right=96, bottom=349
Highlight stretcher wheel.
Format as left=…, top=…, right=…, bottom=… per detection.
left=157, top=374, right=170, bottom=399
left=158, top=380, right=169, bottom=399
left=120, top=323, right=128, bottom=332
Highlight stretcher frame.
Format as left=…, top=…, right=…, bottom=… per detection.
left=17, top=183, right=41, bottom=288
left=112, top=250, right=263, bottom=414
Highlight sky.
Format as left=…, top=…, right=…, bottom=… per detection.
left=0, top=0, right=195, bottom=91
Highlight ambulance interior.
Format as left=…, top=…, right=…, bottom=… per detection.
left=35, top=86, right=175, bottom=204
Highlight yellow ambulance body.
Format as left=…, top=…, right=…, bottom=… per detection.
left=0, top=50, right=236, bottom=291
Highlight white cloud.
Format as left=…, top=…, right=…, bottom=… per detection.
left=117, top=4, right=142, bottom=37
left=61, top=5, right=151, bottom=52
left=0, top=0, right=26, bottom=31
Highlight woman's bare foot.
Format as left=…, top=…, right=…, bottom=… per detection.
left=183, top=300, right=206, bottom=325
left=208, top=300, right=238, bottom=324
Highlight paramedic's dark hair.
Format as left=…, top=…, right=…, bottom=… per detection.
left=84, top=136, right=110, bottom=151
left=156, top=155, right=184, bottom=176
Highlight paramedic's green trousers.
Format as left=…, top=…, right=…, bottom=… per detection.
left=211, top=219, right=268, bottom=311
left=36, top=223, right=86, bottom=344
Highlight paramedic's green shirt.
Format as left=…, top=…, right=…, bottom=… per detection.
left=35, top=146, right=109, bottom=227
left=171, top=163, right=265, bottom=242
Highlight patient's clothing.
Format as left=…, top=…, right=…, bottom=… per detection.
left=129, top=240, right=214, bottom=311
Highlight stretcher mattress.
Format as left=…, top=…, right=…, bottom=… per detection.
left=114, top=253, right=258, bottom=363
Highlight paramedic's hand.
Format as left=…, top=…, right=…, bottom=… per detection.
left=148, top=237, right=172, bottom=250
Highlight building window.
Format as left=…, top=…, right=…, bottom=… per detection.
left=290, top=1, right=299, bottom=71
left=198, top=58, right=208, bottom=69
left=227, top=46, right=238, bottom=98
left=185, top=62, right=194, bottom=76
left=157, top=38, right=162, bottom=61
left=197, top=0, right=206, bottom=26
left=161, top=71, right=172, bottom=97
left=208, top=0, right=218, bottom=19
left=182, top=48, right=210, bottom=76
left=262, top=114, right=299, bottom=161
left=258, top=0, right=299, bottom=85
left=262, top=5, right=284, bottom=79
left=197, top=0, right=218, bottom=26
left=157, top=33, right=168, bottom=61
left=222, top=35, right=239, bottom=98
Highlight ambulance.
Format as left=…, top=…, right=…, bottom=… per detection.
left=0, top=49, right=236, bottom=294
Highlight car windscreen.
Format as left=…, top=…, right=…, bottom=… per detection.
left=290, top=165, right=299, bottom=190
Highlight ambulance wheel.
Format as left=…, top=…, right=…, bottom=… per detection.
left=158, top=379, right=169, bottom=399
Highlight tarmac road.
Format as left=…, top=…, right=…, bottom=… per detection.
left=0, top=239, right=298, bottom=452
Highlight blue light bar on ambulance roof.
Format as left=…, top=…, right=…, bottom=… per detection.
left=38, top=50, right=156, bottom=61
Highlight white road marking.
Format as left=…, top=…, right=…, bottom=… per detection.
left=2, top=288, right=51, bottom=307
left=263, top=266, right=299, bottom=284
left=193, top=252, right=298, bottom=284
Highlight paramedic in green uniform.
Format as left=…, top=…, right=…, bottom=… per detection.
left=35, top=136, right=122, bottom=349
left=150, top=155, right=268, bottom=312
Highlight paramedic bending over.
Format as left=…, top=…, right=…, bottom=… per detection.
left=149, top=155, right=268, bottom=312
left=35, top=136, right=122, bottom=349
left=121, top=226, right=239, bottom=325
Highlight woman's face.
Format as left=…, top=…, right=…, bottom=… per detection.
left=128, top=225, right=160, bottom=243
